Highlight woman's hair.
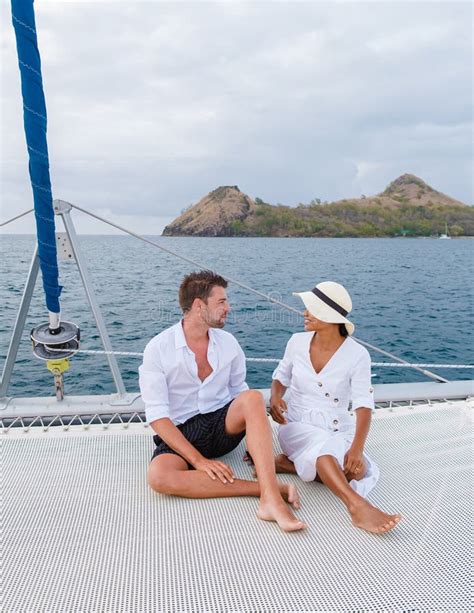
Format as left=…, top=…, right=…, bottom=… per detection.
left=338, top=323, right=349, bottom=337
left=179, top=271, right=228, bottom=313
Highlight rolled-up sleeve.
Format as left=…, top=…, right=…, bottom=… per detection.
left=229, top=344, right=249, bottom=398
left=350, top=350, right=375, bottom=411
left=272, top=336, right=294, bottom=387
left=139, top=340, right=170, bottom=424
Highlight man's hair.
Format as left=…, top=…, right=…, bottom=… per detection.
left=179, top=271, right=228, bottom=313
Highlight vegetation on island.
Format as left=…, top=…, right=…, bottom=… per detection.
left=163, top=175, right=474, bottom=238
left=230, top=200, right=470, bottom=237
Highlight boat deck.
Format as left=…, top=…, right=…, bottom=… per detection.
left=3, top=400, right=472, bottom=611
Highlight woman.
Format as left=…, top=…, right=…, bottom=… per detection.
left=270, top=281, right=401, bottom=534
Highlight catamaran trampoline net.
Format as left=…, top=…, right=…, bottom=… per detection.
left=2, top=402, right=472, bottom=612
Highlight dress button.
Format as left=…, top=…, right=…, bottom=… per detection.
left=369, top=387, right=374, bottom=393
left=325, top=392, right=330, bottom=398
left=317, top=382, right=323, bottom=387
left=334, top=428, right=339, bottom=432
left=333, top=419, right=339, bottom=425
left=334, top=398, right=339, bottom=403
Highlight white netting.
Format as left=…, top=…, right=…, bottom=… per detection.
left=2, top=402, right=472, bottom=612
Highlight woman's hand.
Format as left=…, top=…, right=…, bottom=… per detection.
left=343, top=443, right=364, bottom=476
left=192, top=457, right=235, bottom=484
left=269, top=395, right=288, bottom=424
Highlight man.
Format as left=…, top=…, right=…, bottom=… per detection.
left=139, top=270, right=306, bottom=532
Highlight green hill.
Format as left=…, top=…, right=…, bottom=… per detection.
left=163, top=174, right=473, bottom=237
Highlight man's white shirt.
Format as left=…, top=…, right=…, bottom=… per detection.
left=139, top=321, right=249, bottom=425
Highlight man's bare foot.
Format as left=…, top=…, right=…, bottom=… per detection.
left=257, top=497, right=307, bottom=532
left=349, top=499, right=401, bottom=534
left=275, top=454, right=297, bottom=474
left=279, top=483, right=301, bottom=509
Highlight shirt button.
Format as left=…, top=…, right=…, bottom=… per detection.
left=325, top=393, right=330, bottom=398
left=317, top=382, right=323, bottom=387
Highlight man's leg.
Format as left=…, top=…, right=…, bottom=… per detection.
left=225, top=390, right=307, bottom=531
left=316, top=454, right=401, bottom=533
left=147, top=453, right=301, bottom=510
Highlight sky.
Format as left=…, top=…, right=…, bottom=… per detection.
left=1, top=0, right=472, bottom=234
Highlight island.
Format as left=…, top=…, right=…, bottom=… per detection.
left=162, top=174, right=474, bottom=237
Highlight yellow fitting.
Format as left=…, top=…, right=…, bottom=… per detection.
left=46, top=358, right=70, bottom=375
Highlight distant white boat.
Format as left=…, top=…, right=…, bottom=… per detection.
left=439, top=222, right=451, bottom=239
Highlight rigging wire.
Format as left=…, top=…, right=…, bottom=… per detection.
left=44, top=346, right=474, bottom=369
left=0, top=208, right=34, bottom=227
left=56, top=202, right=450, bottom=382
left=69, top=202, right=302, bottom=313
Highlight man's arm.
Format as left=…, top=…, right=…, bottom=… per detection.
left=150, top=418, right=235, bottom=483
left=228, top=343, right=249, bottom=398
left=150, top=418, right=203, bottom=465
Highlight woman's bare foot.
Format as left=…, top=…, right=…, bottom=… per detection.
left=257, top=496, right=307, bottom=532
left=279, top=483, right=301, bottom=509
left=349, top=499, right=401, bottom=534
left=275, top=453, right=297, bottom=474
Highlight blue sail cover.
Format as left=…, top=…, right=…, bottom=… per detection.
left=11, top=0, right=62, bottom=313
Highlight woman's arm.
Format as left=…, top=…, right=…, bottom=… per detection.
left=269, top=379, right=288, bottom=424
left=270, top=336, right=295, bottom=424
left=344, top=407, right=371, bottom=474
left=352, top=407, right=372, bottom=449
left=346, top=349, right=375, bottom=475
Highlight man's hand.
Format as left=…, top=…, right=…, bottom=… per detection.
left=269, top=395, right=288, bottom=424
left=192, top=457, right=235, bottom=484
left=343, top=443, right=364, bottom=476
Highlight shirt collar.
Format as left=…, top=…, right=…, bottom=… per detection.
left=174, top=321, right=188, bottom=349
left=174, top=320, right=217, bottom=349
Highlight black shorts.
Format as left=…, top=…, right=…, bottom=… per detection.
left=151, top=402, right=245, bottom=463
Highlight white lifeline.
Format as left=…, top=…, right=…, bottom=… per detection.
left=273, top=332, right=379, bottom=496
left=139, top=321, right=249, bottom=425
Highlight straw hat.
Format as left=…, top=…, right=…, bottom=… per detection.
left=293, top=281, right=355, bottom=335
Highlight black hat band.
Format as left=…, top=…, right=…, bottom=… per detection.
left=311, top=287, right=349, bottom=317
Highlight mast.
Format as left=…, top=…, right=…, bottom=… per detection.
left=11, top=0, right=62, bottom=330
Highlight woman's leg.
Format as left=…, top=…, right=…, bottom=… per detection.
left=316, top=454, right=401, bottom=533
left=275, top=454, right=297, bottom=474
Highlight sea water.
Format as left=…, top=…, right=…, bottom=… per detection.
left=1, top=235, right=473, bottom=397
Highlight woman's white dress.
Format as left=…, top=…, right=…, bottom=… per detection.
left=273, top=333, right=379, bottom=497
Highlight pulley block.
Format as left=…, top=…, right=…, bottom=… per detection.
left=31, top=321, right=80, bottom=360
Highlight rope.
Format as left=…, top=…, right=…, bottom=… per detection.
left=0, top=208, right=34, bottom=227
left=43, top=346, right=473, bottom=368
left=67, top=203, right=449, bottom=382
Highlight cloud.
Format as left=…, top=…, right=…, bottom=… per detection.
left=1, top=1, right=472, bottom=234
